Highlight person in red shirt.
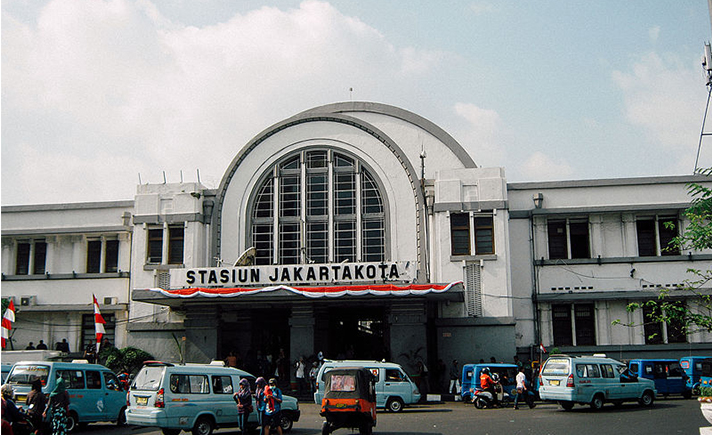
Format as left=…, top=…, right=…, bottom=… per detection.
left=479, top=368, right=499, bottom=407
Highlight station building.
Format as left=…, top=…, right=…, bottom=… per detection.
left=3, top=102, right=711, bottom=377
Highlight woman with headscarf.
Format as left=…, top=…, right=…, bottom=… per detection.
left=254, top=377, right=267, bottom=435
left=233, top=378, right=252, bottom=433
left=26, top=379, right=47, bottom=434
left=43, top=377, right=70, bottom=435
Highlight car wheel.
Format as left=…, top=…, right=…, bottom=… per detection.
left=590, top=394, right=604, bottom=411
left=66, top=411, right=79, bottom=432
left=280, top=414, right=294, bottom=432
left=386, top=397, right=404, bottom=412
left=162, top=429, right=182, bottom=435
left=639, top=391, right=654, bottom=407
left=192, top=416, right=214, bottom=435
left=559, top=401, right=574, bottom=411
left=116, top=406, right=127, bottom=426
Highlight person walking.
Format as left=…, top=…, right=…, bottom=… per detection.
left=233, top=378, right=252, bottom=433
left=448, top=360, right=461, bottom=396
left=254, top=377, right=267, bottom=435
left=44, top=377, right=70, bottom=435
left=26, top=379, right=48, bottom=434
left=514, top=367, right=536, bottom=409
left=294, top=357, right=307, bottom=397
left=264, top=378, right=283, bottom=435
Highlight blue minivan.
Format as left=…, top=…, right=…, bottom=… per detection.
left=6, top=360, right=127, bottom=432
left=680, top=356, right=712, bottom=395
left=627, top=359, right=691, bottom=399
left=460, top=363, right=518, bottom=402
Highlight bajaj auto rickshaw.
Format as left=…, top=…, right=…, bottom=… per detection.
left=321, top=367, right=377, bottom=435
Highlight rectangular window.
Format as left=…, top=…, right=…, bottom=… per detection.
left=547, top=220, right=567, bottom=259
left=569, top=220, right=590, bottom=259
left=87, top=240, right=102, bottom=273
left=168, top=226, right=184, bottom=265
left=279, top=223, right=300, bottom=264
left=211, top=375, right=234, bottom=394
left=574, top=304, right=596, bottom=346
left=643, top=303, right=664, bottom=344
left=552, top=304, right=573, bottom=346
left=601, top=364, right=615, bottom=378
left=658, top=217, right=680, bottom=256
left=548, top=219, right=589, bottom=259
left=33, top=241, right=47, bottom=275
left=57, top=370, right=86, bottom=390
left=450, top=213, right=470, bottom=256
left=307, top=222, right=328, bottom=263
left=637, top=216, right=680, bottom=257
left=335, top=220, right=356, bottom=262
left=81, top=313, right=115, bottom=353
left=15, top=242, right=30, bottom=275
left=362, top=220, right=385, bottom=262
left=169, top=374, right=209, bottom=394
left=307, top=174, right=328, bottom=216
left=86, top=370, right=102, bottom=389
left=147, top=228, right=163, bottom=264
left=666, top=301, right=687, bottom=343
left=643, top=300, right=687, bottom=344
left=280, top=175, right=301, bottom=218
left=334, top=173, right=356, bottom=215
left=474, top=215, right=494, bottom=254
left=253, top=224, right=274, bottom=265
left=15, top=241, right=47, bottom=275
left=105, top=240, right=119, bottom=273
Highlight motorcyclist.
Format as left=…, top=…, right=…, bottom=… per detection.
left=479, top=368, right=499, bottom=407
left=1, top=384, right=26, bottom=433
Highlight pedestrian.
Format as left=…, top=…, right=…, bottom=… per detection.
left=449, top=360, right=460, bottom=396
left=264, top=378, right=283, bottom=435
left=44, top=377, right=70, bottom=435
left=295, top=357, right=307, bottom=397
left=254, top=377, right=267, bottom=435
left=309, top=362, right=319, bottom=393
left=36, top=340, right=48, bottom=350
left=55, top=339, right=70, bottom=353
left=26, top=378, right=48, bottom=434
left=26, top=342, right=35, bottom=350
left=233, top=378, right=252, bottom=433
left=513, top=355, right=523, bottom=371
left=83, top=344, right=96, bottom=364
left=1, top=384, right=22, bottom=430
left=514, top=367, right=535, bottom=409
left=225, top=351, right=238, bottom=368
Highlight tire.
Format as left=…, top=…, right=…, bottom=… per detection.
left=359, top=424, right=372, bottom=435
left=386, top=397, right=404, bottom=412
left=116, top=406, right=127, bottom=426
left=639, top=391, right=654, bottom=407
left=280, top=414, right=294, bottom=432
left=162, top=430, right=182, bottom=435
left=474, top=398, right=486, bottom=409
left=321, top=421, right=331, bottom=435
left=66, top=411, right=79, bottom=433
left=192, top=416, right=214, bottom=435
left=559, top=401, right=574, bottom=411
left=590, top=394, right=604, bottom=411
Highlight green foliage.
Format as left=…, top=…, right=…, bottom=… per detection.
left=700, top=386, right=712, bottom=398
left=100, top=346, right=154, bottom=375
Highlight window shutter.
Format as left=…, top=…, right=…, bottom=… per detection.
left=465, top=263, right=483, bottom=317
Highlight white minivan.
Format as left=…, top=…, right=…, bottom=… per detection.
left=313, top=360, right=420, bottom=412
left=125, top=361, right=300, bottom=435
left=539, top=354, right=657, bottom=411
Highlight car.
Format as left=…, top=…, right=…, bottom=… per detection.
left=125, top=361, right=300, bottom=435
left=5, top=360, right=127, bottom=432
left=679, top=356, right=712, bottom=395
left=538, top=354, right=656, bottom=411
left=627, top=359, right=691, bottom=399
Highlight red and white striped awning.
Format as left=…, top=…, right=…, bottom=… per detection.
left=143, top=281, right=462, bottom=299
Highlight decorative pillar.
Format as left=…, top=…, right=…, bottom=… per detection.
left=290, top=304, right=314, bottom=389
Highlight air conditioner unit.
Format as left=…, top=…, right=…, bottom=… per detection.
left=103, top=297, right=118, bottom=305
left=20, top=295, right=37, bottom=306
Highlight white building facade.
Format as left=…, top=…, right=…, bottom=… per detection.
left=2, top=102, right=711, bottom=376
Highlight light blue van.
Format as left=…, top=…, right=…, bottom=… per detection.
left=313, top=360, right=420, bottom=412
left=6, top=360, right=127, bottom=431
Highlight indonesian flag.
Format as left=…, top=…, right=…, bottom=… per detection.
left=539, top=343, right=547, bottom=353
left=1, top=300, right=16, bottom=349
left=93, top=294, right=106, bottom=355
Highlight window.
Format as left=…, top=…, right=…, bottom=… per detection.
left=87, top=239, right=120, bottom=273
left=81, top=313, right=115, bottom=352
left=169, top=374, right=209, bottom=394
left=575, top=364, right=600, bottom=378
left=168, top=226, right=184, bottom=264
left=57, top=370, right=86, bottom=390
left=146, top=225, right=184, bottom=265
left=450, top=213, right=470, bottom=255
left=147, top=229, right=163, bottom=264
left=601, top=364, right=615, bottom=378
left=451, top=213, right=495, bottom=256
left=636, top=216, right=680, bottom=257
left=86, top=370, right=102, bottom=389
left=104, top=371, right=121, bottom=391
left=250, top=149, right=386, bottom=265
left=643, top=300, right=687, bottom=344
left=15, top=240, right=47, bottom=275
left=386, top=369, right=406, bottom=382
left=551, top=303, right=596, bottom=346
left=211, top=375, right=233, bottom=394
left=547, top=218, right=589, bottom=259
left=474, top=215, right=495, bottom=255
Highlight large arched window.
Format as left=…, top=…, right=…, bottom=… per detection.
left=250, top=149, right=386, bottom=265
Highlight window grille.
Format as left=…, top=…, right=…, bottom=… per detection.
left=464, top=263, right=483, bottom=317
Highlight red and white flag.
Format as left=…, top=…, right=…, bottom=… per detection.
left=1, top=299, right=16, bottom=349
left=539, top=343, right=547, bottom=353
left=93, top=294, right=106, bottom=355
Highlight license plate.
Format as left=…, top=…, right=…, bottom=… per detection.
left=550, top=379, right=560, bottom=386
left=136, top=396, right=148, bottom=406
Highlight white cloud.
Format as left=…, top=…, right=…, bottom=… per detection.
left=2, top=0, right=444, bottom=204
left=453, top=102, right=507, bottom=166
left=519, top=152, right=574, bottom=181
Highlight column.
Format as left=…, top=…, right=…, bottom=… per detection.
left=183, top=306, right=220, bottom=363
left=290, top=304, right=314, bottom=391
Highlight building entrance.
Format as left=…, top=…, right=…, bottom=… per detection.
left=318, top=306, right=389, bottom=361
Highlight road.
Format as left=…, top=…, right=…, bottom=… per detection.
left=75, top=397, right=708, bottom=435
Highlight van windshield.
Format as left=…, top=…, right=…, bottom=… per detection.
left=542, top=358, right=570, bottom=376
left=132, top=366, right=165, bottom=391
left=7, top=364, right=50, bottom=386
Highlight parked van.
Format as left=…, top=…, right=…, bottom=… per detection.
left=5, top=360, right=127, bottom=431
left=125, top=361, right=300, bottom=435
left=313, top=360, right=420, bottom=412
left=460, top=363, right=518, bottom=402
left=539, top=354, right=656, bottom=411
left=627, top=359, right=691, bottom=399
left=679, top=356, right=712, bottom=395
left=699, top=358, right=712, bottom=391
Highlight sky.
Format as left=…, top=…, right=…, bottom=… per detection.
left=2, top=0, right=712, bottom=206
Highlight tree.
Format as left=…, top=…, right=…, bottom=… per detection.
left=618, top=170, right=712, bottom=336
left=100, top=346, right=154, bottom=375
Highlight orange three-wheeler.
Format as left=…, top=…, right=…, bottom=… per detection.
left=320, top=367, right=377, bottom=435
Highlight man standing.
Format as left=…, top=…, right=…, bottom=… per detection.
left=514, top=367, right=535, bottom=409
left=264, top=378, right=283, bottom=435
left=449, top=360, right=460, bottom=397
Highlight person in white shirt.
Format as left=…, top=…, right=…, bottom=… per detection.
left=514, top=367, right=535, bottom=409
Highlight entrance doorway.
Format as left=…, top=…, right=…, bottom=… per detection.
left=321, top=306, right=389, bottom=361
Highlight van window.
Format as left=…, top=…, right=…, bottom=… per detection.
left=86, top=371, right=102, bottom=389
left=653, top=363, right=666, bottom=378
left=212, top=376, right=234, bottom=394
left=170, top=374, right=209, bottom=394
left=630, top=363, right=639, bottom=374
left=103, top=372, right=121, bottom=391
left=385, top=369, right=405, bottom=382
left=600, top=364, right=615, bottom=378
left=668, top=362, right=684, bottom=377
left=7, top=364, right=50, bottom=386
left=132, top=366, right=164, bottom=391
left=542, top=358, right=570, bottom=376
left=576, top=364, right=600, bottom=378
left=57, top=370, right=86, bottom=389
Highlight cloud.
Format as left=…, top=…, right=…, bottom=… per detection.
left=453, top=102, right=507, bottom=167
left=2, top=0, right=445, bottom=205
left=519, top=152, right=574, bottom=181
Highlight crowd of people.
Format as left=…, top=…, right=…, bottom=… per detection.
left=234, top=377, right=284, bottom=435
left=1, top=378, right=71, bottom=435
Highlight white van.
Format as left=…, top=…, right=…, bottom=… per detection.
left=538, top=354, right=657, bottom=411
left=313, top=360, right=420, bottom=412
left=125, top=361, right=300, bottom=435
